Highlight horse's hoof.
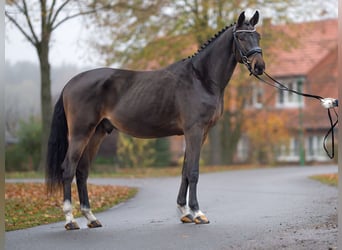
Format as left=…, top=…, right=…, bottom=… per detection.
left=87, top=220, right=102, bottom=228
left=65, top=221, right=80, bottom=230
left=180, top=214, right=194, bottom=223
left=194, top=214, right=210, bottom=224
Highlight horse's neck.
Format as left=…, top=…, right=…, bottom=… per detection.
left=192, top=29, right=237, bottom=92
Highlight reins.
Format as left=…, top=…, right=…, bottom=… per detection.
left=250, top=70, right=338, bottom=159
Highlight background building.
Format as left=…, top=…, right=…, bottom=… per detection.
left=238, top=19, right=338, bottom=164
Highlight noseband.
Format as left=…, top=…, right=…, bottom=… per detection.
left=233, top=26, right=262, bottom=71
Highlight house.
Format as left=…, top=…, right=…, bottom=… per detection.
left=238, top=19, right=338, bottom=163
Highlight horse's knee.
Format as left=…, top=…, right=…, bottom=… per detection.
left=62, top=147, right=85, bottom=181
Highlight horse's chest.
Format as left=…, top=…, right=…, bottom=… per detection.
left=209, top=105, right=223, bottom=126
left=200, top=98, right=223, bottom=127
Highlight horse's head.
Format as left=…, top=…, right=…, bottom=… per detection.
left=233, top=11, right=265, bottom=75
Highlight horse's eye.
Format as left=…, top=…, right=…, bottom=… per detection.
left=238, top=36, right=246, bottom=42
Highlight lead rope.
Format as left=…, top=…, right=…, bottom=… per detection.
left=250, top=70, right=338, bottom=159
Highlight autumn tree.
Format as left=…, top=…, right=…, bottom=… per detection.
left=4, top=1, right=96, bottom=169
left=244, top=111, right=290, bottom=164
left=4, top=1, right=140, bottom=169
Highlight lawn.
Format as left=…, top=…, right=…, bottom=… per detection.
left=5, top=183, right=137, bottom=231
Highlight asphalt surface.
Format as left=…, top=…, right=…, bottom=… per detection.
left=5, top=165, right=338, bottom=250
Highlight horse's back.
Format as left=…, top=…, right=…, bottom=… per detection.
left=61, top=67, right=185, bottom=138
left=63, top=67, right=125, bottom=93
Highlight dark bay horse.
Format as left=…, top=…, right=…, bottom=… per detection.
left=46, top=11, right=265, bottom=230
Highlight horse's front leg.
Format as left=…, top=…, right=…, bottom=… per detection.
left=177, top=153, right=193, bottom=223
left=178, top=126, right=209, bottom=224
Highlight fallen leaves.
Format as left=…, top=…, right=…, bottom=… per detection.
left=5, top=182, right=137, bottom=231
left=310, top=173, right=338, bottom=186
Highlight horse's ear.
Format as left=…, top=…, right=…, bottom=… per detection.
left=250, top=11, right=259, bottom=26
left=237, top=11, right=245, bottom=27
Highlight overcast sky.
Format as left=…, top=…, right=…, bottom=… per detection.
left=5, top=13, right=101, bottom=67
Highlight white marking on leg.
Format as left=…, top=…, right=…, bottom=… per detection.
left=63, top=200, right=75, bottom=224
left=193, top=210, right=205, bottom=218
left=177, top=205, right=192, bottom=217
left=81, top=206, right=97, bottom=223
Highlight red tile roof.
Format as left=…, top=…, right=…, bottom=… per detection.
left=265, top=19, right=337, bottom=77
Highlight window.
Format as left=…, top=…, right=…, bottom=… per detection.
left=246, top=83, right=263, bottom=108
left=277, top=137, right=300, bottom=162
left=306, top=135, right=329, bottom=161
left=276, top=79, right=304, bottom=108
left=236, top=136, right=249, bottom=162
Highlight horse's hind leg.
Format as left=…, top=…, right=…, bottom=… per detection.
left=76, top=119, right=114, bottom=228
left=62, top=121, right=101, bottom=230
left=62, top=136, right=90, bottom=230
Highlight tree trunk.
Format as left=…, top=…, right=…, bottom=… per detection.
left=221, top=112, right=241, bottom=164
left=208, top=123, right=222, bottom=165
left=38, top=41, right=52, bottom=171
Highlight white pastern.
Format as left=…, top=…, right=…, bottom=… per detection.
left=193, top=210, right=205, bottom=218
left=177, top=205, right=192, bottom=217
left=63, top=200, right=75, bottom=224
left=81, top=206, right=97, bottom=223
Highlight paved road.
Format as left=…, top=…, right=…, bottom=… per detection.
left=6, top=165, right=338, bottom=250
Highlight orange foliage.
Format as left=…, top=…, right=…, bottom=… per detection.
left=244, top=110, right=290, bottom=164
left=5, top=183, right=136, bottom=231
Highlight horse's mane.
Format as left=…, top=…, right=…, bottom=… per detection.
left=184, top=22, right=236, bottom=60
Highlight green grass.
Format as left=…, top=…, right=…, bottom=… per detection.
left=5, top=171, right=44, bottom=179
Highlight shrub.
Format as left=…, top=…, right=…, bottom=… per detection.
left=5, top=117, right=41, bottom=172
left=116, top=133, right=156, bottom=168
left=153, top=138, right=171, bottom=167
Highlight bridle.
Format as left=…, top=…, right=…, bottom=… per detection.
left=233, top=26, right=262, bottom=72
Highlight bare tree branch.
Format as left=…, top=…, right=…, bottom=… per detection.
left=51, top=9, right=97, bottom=31
left=47, top=0, right=57, bottom=25
left=22, top=0, right=39, bottom=44
left=49, top=0, right=70, bottom=27
left=11, top=0, right=25, bottom=13
left=5, top=10, right=37, bottom=47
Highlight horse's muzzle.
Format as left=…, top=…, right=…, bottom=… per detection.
left=251, top=53, right=265, bottom=75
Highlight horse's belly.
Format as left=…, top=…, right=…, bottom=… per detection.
left=109, top=113, right=183, bottom=138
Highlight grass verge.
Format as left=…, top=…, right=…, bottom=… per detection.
left=5, top=164, right=259, bottom=179
left=5, top=183, right=137, bottom=231
left=310, top=173, right=338, bottom=186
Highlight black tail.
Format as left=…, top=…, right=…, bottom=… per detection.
left=46, top=94, right=68, bottom=194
